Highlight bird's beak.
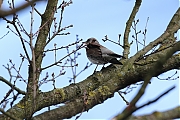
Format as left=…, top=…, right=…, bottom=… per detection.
left=82, top=41, right=88, bottom=49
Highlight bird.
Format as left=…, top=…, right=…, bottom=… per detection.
left=84, top=38, right=124, bottom=72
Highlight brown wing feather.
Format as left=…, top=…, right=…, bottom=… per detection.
left=108, top=53, right=125, bottom=58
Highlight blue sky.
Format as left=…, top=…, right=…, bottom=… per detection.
left=0, top=0, right=179, bottom=119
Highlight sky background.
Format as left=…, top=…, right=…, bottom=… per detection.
left=0, top=0, right=179, bottom=119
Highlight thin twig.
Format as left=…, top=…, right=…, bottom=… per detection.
left=46, top=1, right=73, bottom=46
left=3, top=17, right=31, bottom=62
left=44, top=39, right=82, bottom=52
left=0, top=31, right=9, bottom=39
left=132, top=19, right=140, bottom=51
left=33, top=13, right=54, bottom=39
left=54, top=43, right=57, bottom=62
left=34, top=7, right=42, bottom=16
left=118, top=91, right=129, bottom=105
left=102, top=35, right=124, bottom=48
left=157, top=71, right=178, bottom=81
left=41, top=61, right=62, bottom=71
left=41, top=43, right=85, bottom=71
left=142, top=17, right=149, bottom=47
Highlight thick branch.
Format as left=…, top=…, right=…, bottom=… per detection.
left=27, top=0, right=58, bottom=93
left=157, top=6, right=180, bottom=48
left=116, top=40, right=180, bottom=119
left=1, top=42, right=180, bottom=120
left=0, top=1, right=58, bottom=120
left=1, top=2, right=179, bottom=120
left=32, top=44, right=180, bottom=119
left=0, top=108, right=21, bottom=120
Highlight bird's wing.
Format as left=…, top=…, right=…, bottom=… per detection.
left=87, top=43, right=100, bottom=49
left=100, top=46, right=123, bottom=58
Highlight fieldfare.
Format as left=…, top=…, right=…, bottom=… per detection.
left=84, top=38, right=124, bottom=72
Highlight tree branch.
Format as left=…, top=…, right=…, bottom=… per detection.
left=0, top=0, right=43, bottom=17
left=123, top=0, right=142, bottom=58
left=0, top=2, right=179, bottom=120
left=2, top=16, right=31, bottom=62
left=31, top=45, right=180, bottom=119
left=113, top=39, right=180, bottom=120
left=129, top=8, right=180, bottom=63
left=113, top=86, right=176, bottom=120
left=0, top=108, right=21, bottom=120
left=27, top=0, right=58, bottom=93
left=135, top=85, right=175, bottom=111
left=127, top=106, right=180, bottom=120
left=41, top=44, right=84, bottom=71
left=1, top=43, right=180, bottom=120
left=0, top=76, right=26, bottom=95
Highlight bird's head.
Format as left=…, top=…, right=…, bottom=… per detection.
left=85, top=38, right=99, bottom=45
left=83, top=38, right=100, bottom=49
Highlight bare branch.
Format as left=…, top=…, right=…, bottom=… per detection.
left=41, top=43, right=84, bottom=71
left=2, top=17, right=31, bottom=62
left=102, top=35, right=124, bottom=48
left=132, top=20, right=180, bottom=62
left=44, top=39, right=82, bottom=52
left=133, top=8, right=180, bottom=61
left=0, top=31, right=9, bottom=39
left=0, top=1, right=179, bottom=120
left=136, top=85, right=175, bottom=111
left=0, top=0, right=44, bottom=17
left=118, top=91, right=129, bottom=105
left=31, top=48, right=180, bottom=120
left=127, top=106, right=180, bottom=120
left=142, top=17, right=149, bottom=46
left=0, top=76, right=26, bottom=95
left=123, top=0, right=142, bottom=58
left=34, top=7, right=42, bottom=16
left=46, top=1, right=73, bottom=46
left=114, top=40, right=180, bottom=120
left=0, top=108, right=21, bottom=120
left=29, top=3, right=37, bottom=108
left=113, top=86, right=177, bottom=120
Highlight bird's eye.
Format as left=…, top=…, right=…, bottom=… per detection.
left=92, top=39, right=96, bottom=42
left=86, top=39, right=90, bottom=43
